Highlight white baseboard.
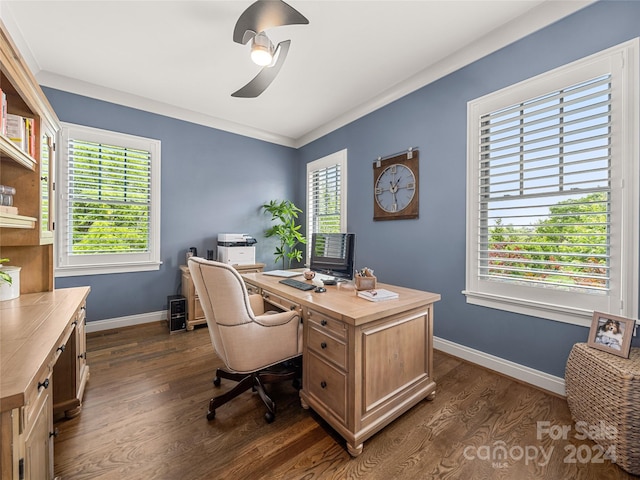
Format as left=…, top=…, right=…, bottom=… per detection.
left=85, top=315, right=565, bottom=396
left=86, top=310, right=165, bottom=333
left=434, top=336, right=566, bottom=397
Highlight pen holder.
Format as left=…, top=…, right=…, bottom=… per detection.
left=355, top=275, right=377, bottom=291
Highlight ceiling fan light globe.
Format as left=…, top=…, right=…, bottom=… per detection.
left=251, top=46, right=273, bottom=66
left=250, top=32, right=274, bottom=66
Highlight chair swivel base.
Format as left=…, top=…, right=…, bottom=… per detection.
left=207, top=358, right=302, bottom=423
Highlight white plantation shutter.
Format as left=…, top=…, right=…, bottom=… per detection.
left=57, top=124, right=161, bottom=276
left=478, top=74, right=612, bottom=293
left=66, top=140, right=151, bottom=254
left=306, top=150, right=347, bottom=262
left=465, top=41, right=638, bottom=326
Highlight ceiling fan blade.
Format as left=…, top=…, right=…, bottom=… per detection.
left=233, top=0, right=309, bottom=45
left=232, top=40, right=290, bottom=98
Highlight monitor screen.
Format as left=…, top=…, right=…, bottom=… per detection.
left=309, top=233, right=356, bottom=280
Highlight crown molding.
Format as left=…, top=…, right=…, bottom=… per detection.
left=294, top=0, right=595, bottom=148
left=2, top=0, right=595, bottom=150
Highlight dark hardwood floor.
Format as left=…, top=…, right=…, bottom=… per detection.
left=54, top=321, right=637, bottom=479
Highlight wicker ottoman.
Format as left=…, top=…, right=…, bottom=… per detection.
left=565, top=342, right=640, bottom=475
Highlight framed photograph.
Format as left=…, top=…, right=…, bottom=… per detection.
left=587, top=311, right=635, bottom=358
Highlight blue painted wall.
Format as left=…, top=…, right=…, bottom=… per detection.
left=297, top=0, right=640, bottom=377
left=46, top=0, right=639, bottom=378
left=46, top=89, right=299, bottom=321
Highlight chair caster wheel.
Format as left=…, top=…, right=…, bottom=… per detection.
left=213, top=377, right=221, bottom=387
left=264, top=412, right=275, bottom=423
left=207, top=410, right=216, bottom=421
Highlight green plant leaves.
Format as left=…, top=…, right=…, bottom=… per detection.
left=262, top=200, right=306, bottom=269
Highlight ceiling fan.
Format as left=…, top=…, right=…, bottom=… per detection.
left=231, top=0, right=309, bottom=98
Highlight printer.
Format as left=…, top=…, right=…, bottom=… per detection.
left=217, top=233, right=257, bottom=265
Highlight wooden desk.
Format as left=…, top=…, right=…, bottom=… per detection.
left=242, top=272, right=440, bottom=456
left=0, top=287, right=90, bottom=479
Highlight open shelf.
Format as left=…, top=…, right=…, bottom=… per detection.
left=0, top=134, right=36, bottom=171
left=0, top=212, right=37, bottom=229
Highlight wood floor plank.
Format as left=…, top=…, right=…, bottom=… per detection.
left=53, top=321, right=638, bottom=479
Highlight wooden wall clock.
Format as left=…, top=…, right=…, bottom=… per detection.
left=373, top=150, right=419, bottom=220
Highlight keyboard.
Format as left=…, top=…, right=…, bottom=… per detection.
left=279, top=278, right=316, bottom=291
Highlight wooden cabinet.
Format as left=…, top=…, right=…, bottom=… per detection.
left=22, top=374, right=53, bottom=480
left=0, top=287, right=90, bottom=480
left=53, top=302, right=89, bottom=418
left=180, top=263, right=265, bottom=330
left=0, top=19, right=58, bottom=294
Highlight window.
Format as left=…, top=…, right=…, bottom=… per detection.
left=465, top=40, right=638, bottom=326
left=56, top=123, right=161, bottom=276
left=306, top=149, right=347, bottom=262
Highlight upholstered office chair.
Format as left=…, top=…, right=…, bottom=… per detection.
left=188, top=257, right=302, bottom=423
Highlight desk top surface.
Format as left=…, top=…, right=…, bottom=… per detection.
left=242, top=271, right=440, bottom=326
left=0, top=286, right=91, bottom=412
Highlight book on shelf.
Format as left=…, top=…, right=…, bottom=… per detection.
left=4, top=113, right=35, bottom=155
left=0, top=88, right=6, bottom=136
left=357, top=288, right=399, bottom=302
left=0, top=205, right=18, bottom=215
left=5, top=113, right=26, bottom=150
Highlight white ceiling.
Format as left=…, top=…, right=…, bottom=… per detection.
left=1, top=0, right=593, bottom=148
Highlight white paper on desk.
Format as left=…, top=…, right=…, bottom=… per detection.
left=262, top=270, right=303, bottom=278
left=357, top=288, right=399, bottom=301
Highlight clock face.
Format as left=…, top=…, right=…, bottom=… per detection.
left=374, top=163, right=416, bottom=213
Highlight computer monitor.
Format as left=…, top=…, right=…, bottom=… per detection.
left=309, top=233, right=356, bottom=280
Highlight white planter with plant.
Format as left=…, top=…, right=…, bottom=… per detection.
left=0, top=258, right=20, bottom=301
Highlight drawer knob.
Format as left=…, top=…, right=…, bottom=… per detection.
left=72, top=320, right=78, bottom=326
left=78, top=352, right=87, bottom=360
left=57, top=344, right=66, bottom=353
left=321, top=342, right=327, bottom=349
left=320, top=381, right=327, bottom=389
left=49, top=428, right=59, bottom=438
left=290, top=305, right=296, bottom=311
left=38, top=378, right=50, bottom=390
left=321, top=320, right=327, bottom=326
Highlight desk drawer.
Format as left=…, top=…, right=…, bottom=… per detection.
left=307, top=352, right=347, bottom=423
left=261, top=289, right=301, bottom=313
left=308, top=327, right=347, bottom=369
left=22, top=363, right=52, bottom=434
left=245, top=282, right=261, bottom=296
left=306, top=309, right=347, bottom=340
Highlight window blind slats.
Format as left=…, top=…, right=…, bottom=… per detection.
left=66, top=138, right=153, bottom=256
left=308, top=164, right=342, bottom=235
left=478, top=74, right=612, bottom=294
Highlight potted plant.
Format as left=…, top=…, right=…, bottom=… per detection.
left=262, top=199, right=306, bottom=269
left=0, top=258, right=20, bottom=301
left=0, top=258, right=12, bottom=286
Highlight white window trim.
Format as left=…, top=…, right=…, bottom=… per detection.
left=56, top=123, right=162, bottom=277
left=464, top=39, right=639, bottom=327
left=306, top=149, right=348, bottom=263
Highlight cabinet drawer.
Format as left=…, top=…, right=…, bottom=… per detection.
left=194, top=296, right=205, bottom=319
left=261, top=290, right=301, bottom=313
left=306, top=309, right=347, bottom=340
left=307, top=352, right=347, bottom=423
left=49, top=320, right=75, bottom=368
left=308, top=327, right=347, bottom=369
left=22, top=364, right=52, bottom=434
left=245, top=283, right=261, bottom=295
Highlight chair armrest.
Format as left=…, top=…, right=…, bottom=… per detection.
left=248, top=294, right=265, bottom=315
left=254, top=310, right=300, bottom=327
